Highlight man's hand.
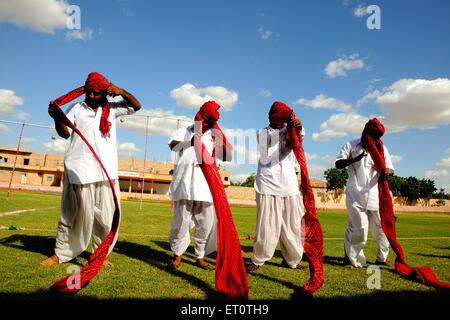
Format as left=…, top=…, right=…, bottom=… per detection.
left=379, top=168, right=389, bottom=181
left=353, top=151, right=367, bottom=162
left=48, top=101, right=65, bottom=121
left=107, top=84, right=123, bottom=97
left=288, top=118, right=302, bottom=130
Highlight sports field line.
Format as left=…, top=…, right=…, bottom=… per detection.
left=0, top=228, right=449, bottom=241
left=0, top=207, right=56, bottom=217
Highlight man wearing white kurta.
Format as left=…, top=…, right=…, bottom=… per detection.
left=41, top=75, right=141, bottom=266
left=167, top=106, right=232, bottom=270
left=335, top=138, right=394, bottom=268
left=247, top=119, right=306, bottom=271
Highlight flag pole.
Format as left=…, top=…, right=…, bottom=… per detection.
left=139, top=116, right=149, bottom=210
left=6, top=123, right=25, bottom=201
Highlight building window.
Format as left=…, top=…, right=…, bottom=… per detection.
left=224, top=176, right=229, bottom=181
left=24, top=159, right=29, bottom=165
left=47, top=176, right=53, bottom=182
left=4, top=158, right=7, bottom=163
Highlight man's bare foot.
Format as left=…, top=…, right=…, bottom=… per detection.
left=102, top=260, right=114, bottom=268
left=166, top=255, right=181, bottom=271
left=246, top=263, right=260, bottom=271
left=40, top=254, right=59, bottom=266
left=196, top=258, right=214, bottom=270
left=344, top=264, right=354, bottom=269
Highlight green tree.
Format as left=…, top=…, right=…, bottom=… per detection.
left=324, top=168, right=348, bottom=192
left=240, top=174, right=256, bottom=187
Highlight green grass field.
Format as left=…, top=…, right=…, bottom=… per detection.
left=0, top=190, right=449, bottom=301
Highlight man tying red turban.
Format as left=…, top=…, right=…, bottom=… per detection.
left=336, top=118, right=393, bottom=269
left=337, top=118, right=450, bottom=288
left=248, top=101, right=324, bottom=296
left=41, top=72, right=141, bottom=293
left=167, top=101, right=248, bottom=299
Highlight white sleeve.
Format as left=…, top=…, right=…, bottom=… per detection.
left=383, top=145, right=395, bottom=173
left=110, top=97, right=135, bottom=118
left=335, top=141, right=351, bottom=163
left=64, top=103, right=77, bottom=135
left=168, top=128, right=188, bottom=146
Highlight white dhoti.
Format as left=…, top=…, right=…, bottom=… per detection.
left=169, top=200, right=217, bottom=259
left=55, top=176, right=121, bottom=263
left=344, top=199, right=390, bottom=267
left=251, top=193, right=304, bottom=268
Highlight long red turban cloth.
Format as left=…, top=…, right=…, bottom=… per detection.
left=48, top=72, right=120, bottom=293
left=193, top=101, right=249, bottom=299
left=362, top=118, right=449, bottom=289
left=269, top=101, right=324, bottom=295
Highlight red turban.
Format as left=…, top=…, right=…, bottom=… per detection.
left=269, top=101, right=293, bottom=126
left=85, top=71, right=112, bottom=92
left=52, top=72, right=112, bottom=137
left=195, top=100, right=221, bottom=122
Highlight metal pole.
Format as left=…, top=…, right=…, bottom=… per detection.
left=6, top=123, right=25, bottom=201
left=139, top=116, right=149, bottom=210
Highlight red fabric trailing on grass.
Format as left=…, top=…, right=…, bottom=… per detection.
left=269, top=101, right=324, bottom=295
left=362, top=118, right=450, bottom=289
left=193, top=101, right=249, bottom=300
left=48, top=72, right=120, bottom=293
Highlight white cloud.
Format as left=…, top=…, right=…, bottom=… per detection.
left=312, top=112, right=369, bottom=142
left=0, top=0, right=70, bottom=34
left=43, top=138, right=69, bottom=154
left=117, top=142, right=141, bottom=158
left=390, top=155, right=402, bottom=163
left=305, top=153, right=319, bottom=161
left=118, top=108, right=193, bottom=137
left=0, top=89, right=24, bottom=115
left=357, top=89, right=380, bottom=107
left=170, top=83, right=238, bottom=111
left=353, top=4, right=368, bottom=17
left=20, top=137, right=36, bottom=147
left=231, top=173, right=252, bottom=184
left=445, top=148, right=450, bottom=154
left=259, top=89, right=272, bottom=98
left=425, top=157, right=450, bottom=181
left=293, top=94, right=352, bottom=112
left=436, top=157, right=450, bottom=170
left=361, top=78, right=450, bottom=132
left=325, top=53, right=364, bottom=78
left=65, top=28, right=93, bottom=41
left=13, top=110, right=30, bottom=120
left=307, top=164, right=328, bottom=178
left=0, top=124, right=12, bottom=134
left=257, top=26, right=272, bottom=40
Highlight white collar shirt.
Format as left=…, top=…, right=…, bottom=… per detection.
left=254, top=126, right=305, bottom=196
left=64, top=99, right=136, bottom=184
left=168, top=125, right=215, bottom=203
left=335, top=138, right=394, bottom=210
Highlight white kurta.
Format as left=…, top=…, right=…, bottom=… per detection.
left=251, top=126, right=306, bottom=268
left=336, top=138, right=393, bottom=267
left=64, top=99, right=135, bottom=185
left=167, top=125, right=217, bottom=258
left=54, top=97, right=134, bottom=262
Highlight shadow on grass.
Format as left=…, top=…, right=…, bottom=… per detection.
left=113, top=240, right=225, bottom=300
left=0, top=234, right=93, bottom=266
left=0, top=234, right=55, bottom=257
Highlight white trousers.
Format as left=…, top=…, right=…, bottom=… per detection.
left=251, top=193, right=304, bottom=268
left=169, top=200, right=217, bottom=259
left=344, top=199, right=390, bottom=267
left=55, top=176, right=121, bottom=263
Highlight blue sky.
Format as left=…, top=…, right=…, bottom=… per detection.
left=0, top=0, right=449, bottom=191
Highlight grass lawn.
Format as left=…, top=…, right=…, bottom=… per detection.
left=0, top=190, right=449, bottom=302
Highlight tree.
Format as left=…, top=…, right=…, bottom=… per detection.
left=239, top=174, right=256, bottom=187
left=324, top=168, right=348, bottom=192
